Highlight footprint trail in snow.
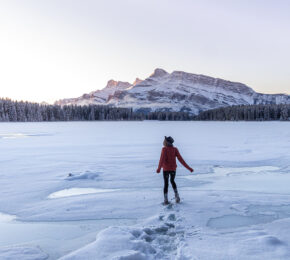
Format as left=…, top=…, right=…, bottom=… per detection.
left=60, top=201, right=198, bottom=260
left=128, top=202, right=198, bottom=260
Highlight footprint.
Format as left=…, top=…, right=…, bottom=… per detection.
left=168, top=231, right=176, bottom=237
left=129, top=199, right=189, bottom=259
left=131, top=229, right=142, bottom=238
left=154, top=225, right=169, bottom=234
left=141, top=233, right=154, bottom=242
left=166, top=204, right=173, bottom=210
left=165, top=223, right=175, bottom=228
left=143, top=227, right=155, bottom=235
left=167, top=213, right=176, bottom=221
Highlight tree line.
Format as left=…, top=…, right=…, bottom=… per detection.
left=0, top=98, right=192, bottom=122
left=0, top=98, right=289, bottom=122
left=0, top=98, right=139, bottom=122
left=195, top=104, right=290, bottom=121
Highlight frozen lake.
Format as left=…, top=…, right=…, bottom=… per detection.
left=0, top=121, right=290, bottom=260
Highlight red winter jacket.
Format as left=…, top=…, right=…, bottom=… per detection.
left=157, top=146, right=193, bottom=172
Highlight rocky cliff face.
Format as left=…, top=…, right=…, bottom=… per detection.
left=55, top=68, right=290, bottom=114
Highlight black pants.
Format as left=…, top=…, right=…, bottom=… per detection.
left=163, top=171, right=177, bottom=194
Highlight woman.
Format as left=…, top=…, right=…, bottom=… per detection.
left=156, top=136, right=194, bottom=204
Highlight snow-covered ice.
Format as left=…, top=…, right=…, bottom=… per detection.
left=0, top=121, right=290, bottom=259
left=0, top=246, right=48, bottom=260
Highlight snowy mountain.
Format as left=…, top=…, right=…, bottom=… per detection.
left=55, top=68, right=290, bottom=115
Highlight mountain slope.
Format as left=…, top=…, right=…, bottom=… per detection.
left=55, top=68, right=290, bottom=115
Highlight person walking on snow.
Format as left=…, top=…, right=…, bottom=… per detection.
left=156, top=136, right=194, bottom=205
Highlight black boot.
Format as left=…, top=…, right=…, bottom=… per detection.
left=174, top=189, right=180, bottom=203
left=164, top=193, right=169, bottom=205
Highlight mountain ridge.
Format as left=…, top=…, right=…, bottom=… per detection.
left=55, top=68, right=290, bottom=115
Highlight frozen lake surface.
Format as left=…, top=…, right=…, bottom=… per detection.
left=0, top=121, right=290, bottom=259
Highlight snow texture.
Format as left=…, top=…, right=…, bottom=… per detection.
left=0, top=246, right=48, bottom=260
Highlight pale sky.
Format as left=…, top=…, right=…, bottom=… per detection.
left=0, top=0, right=289, bottom=103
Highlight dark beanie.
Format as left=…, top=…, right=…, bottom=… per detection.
left=165, top=136, right=174, bottom=145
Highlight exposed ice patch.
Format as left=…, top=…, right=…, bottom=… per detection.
left=48, top=188, right=117, bottom=199
left=247, top=204, right=290, bottom=219
left=0, top=212, right=17, bottom=222
left=182, top=165, right=280, bottom=183
left=214, top=166, right=280, bottom=176
left=207, top=214, right=277, bottom=229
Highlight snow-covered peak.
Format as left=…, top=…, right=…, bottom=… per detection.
left=105, top=80, right=118, bottom=88
left=150, top=68, right=169, bottom=78
left=133, top=78, right=143, bottom=86
left=105, top=80, right=131, bottom=89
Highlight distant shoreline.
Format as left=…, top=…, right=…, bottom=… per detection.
left=0, top=98, right=289, bottom=122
